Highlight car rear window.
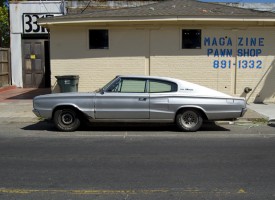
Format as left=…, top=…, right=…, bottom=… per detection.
left=149, top=80, right=178, bottom=93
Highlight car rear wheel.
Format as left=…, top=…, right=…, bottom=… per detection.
left=53, top=108, right=80, bottom=132
left=176, top=109, right=203, bottom=132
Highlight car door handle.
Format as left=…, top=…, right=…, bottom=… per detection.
left=138, top=98, right=147, bottom=101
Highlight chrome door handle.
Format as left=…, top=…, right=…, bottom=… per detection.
left=138, top=98, right=147, bottom=101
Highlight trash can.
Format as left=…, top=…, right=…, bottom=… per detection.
left=55, top=75, right=79, bottom=93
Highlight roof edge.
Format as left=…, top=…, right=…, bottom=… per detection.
left=39, top=16, right=275, bottom=27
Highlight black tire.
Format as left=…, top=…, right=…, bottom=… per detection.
left=53, top=108, right=80, bottom=132
left=176, top=109, right=203, bottom=132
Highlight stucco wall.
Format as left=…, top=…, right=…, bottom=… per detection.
left=50, top=25, right=275, bottom=103
left=50, top=26, right=150, bottom=92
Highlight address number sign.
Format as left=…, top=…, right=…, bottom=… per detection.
left=23, top=13, right=62, bottom=34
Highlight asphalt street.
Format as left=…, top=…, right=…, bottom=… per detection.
left=0, top=121, right=275, bottom=200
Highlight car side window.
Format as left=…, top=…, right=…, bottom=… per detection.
left=107, top=78, right=146, bottom=93
left=149, top=80, right=178, bottom=93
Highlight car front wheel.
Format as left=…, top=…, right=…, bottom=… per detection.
left=176, top=109, right=203, bottom=132
left=53, top=108, right=80, bottom=132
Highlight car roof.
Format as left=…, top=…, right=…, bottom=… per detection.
left=117, top=75, right=181, bottom=83
left=116, top=75, right=233, bottom=98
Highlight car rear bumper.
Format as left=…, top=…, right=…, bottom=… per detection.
left=240, top=108, right=247, bottom=117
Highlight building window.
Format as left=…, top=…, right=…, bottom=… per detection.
left=89, top=29, right=109, bottom=49
left=182, top=29, right=201, bottom=49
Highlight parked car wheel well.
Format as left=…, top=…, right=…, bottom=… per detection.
left=52, top=105, right=83, bottom=120
left=175, top=107, right=208, bottom=122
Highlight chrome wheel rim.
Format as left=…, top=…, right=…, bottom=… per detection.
left=181, top=111, right=198, bottom=128
left=61, top=112, right=74, bottom=125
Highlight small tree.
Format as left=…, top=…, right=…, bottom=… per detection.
left=0, top=0, right=9, bottom=47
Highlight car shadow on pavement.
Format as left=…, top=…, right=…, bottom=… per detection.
left=22, top=121, right=56, bottom=131
left=22, top=121, right=230, bottom=132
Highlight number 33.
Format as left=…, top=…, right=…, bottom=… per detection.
left=25, top=14, right=40, bottom=33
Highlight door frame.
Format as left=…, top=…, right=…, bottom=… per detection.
left=21, top=39, right=50, bottom=88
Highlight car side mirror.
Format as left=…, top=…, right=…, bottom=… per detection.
left=100, top=89, right=105, bottom=94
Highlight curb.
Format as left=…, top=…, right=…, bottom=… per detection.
left=216, top=117, right=270, bottom=125
left=0, top=117, right=265, bottom=124
left=216, top=120, right=253, bottom=125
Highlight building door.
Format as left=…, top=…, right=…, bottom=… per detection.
left=22, top=39, right=47, bottom=88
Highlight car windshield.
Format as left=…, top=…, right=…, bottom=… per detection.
left=95, top=77, right=118, bottom=92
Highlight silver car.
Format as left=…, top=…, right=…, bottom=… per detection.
left=33, top=75, right=247, bottom=132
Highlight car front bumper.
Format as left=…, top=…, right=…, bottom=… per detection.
left=32, top=109, right=41, bottom=117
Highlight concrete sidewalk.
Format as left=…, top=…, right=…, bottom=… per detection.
left=0, top=87, right=50, bottom=123
left=247, top=103, right=275, bottom=121
left=0, top=87, right=273, bottom=124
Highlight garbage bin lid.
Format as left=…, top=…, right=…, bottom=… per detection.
left=55, top=75, right=79, bottom=79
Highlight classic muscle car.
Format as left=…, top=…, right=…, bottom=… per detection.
left=33, top=75, right=247, bottom=132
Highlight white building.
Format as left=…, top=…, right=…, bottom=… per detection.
left=9, top=1, right=64, bottom=88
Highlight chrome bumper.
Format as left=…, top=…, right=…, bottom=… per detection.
left=240, top=108, right=247, bottom=117
left=32, top=109, right=41, bottom=117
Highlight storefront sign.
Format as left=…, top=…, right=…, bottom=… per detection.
left=204, top=36, right=264, bottom=69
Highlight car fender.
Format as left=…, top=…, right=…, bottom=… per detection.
left=175, top=105, right=208, bottom=120
left=52, top=103, right=94, bottom=119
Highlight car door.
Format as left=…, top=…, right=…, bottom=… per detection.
left=149, top=79, right=178, bottom=120
left=95, top=78, right=149, bottom=119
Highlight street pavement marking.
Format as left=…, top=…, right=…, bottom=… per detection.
left=0, top=188, right=247, bottom=195
left=237, top=188, right=247, bottom=194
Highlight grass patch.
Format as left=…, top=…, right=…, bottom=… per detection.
left=251, top=118, right=268, bottom=124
